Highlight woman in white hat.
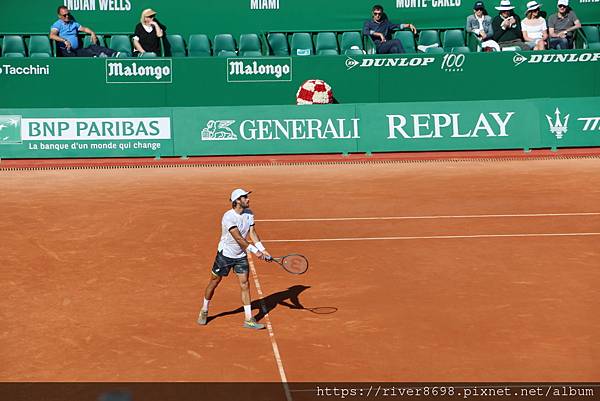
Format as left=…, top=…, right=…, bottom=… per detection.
left=132, top=8, right=166, bottom=56
left=521, top=1, right=548, bottom=50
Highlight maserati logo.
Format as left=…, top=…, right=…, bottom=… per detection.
left=201, top=120, right=237, bottom=141
left=546, top=108, right=569, bottom=140
left=513, top=53, right=527, bottom=67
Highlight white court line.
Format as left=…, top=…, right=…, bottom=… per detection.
left=256, top=212, right=600, bottom=223
left=263, top=232, right=600, bottom=243
left=248, top=257, right=293, bottom=401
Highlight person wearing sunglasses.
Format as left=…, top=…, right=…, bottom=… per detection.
left=491, top=0, right=528, bottom=50
left=50, top=5, right=117, bottom=57
left=547, top=0, right=581, bottom=49
left=521, top=1, right=548, bottom=51
left=132, top=8, right=167, bottom=56
left=197, top=189, right=271, bottom=330
left=363, top=4, right=417, bottom=54
left=466, top=1, right=501, bottom=51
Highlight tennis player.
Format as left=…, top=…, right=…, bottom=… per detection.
left=197, top=189, right=271, bottom=329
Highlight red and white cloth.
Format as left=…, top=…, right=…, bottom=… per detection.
left=296, top=79, right=333, bottom=105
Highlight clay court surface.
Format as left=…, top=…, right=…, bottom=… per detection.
left=1, top=157, right=600, bottom=396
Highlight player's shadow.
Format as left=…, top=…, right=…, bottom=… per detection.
left=208, top=285, right=337, bottom=323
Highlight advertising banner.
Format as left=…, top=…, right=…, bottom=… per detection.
left=539, top=98, right=600, bottom=149
left=0, top=109, right=173, bottom=158
left=172, top=104, right=360, bottom=156
left=356, top=99, right=539, bottom=152
left=1, top=97, right=600, bottom=159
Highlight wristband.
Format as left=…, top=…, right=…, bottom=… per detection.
left=247, top=244, right=259, bottom=255
left=255, top=241, right=266, bottom=252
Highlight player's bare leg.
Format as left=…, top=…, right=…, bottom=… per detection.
left=198, top=273, right=221, bottom=325
left=236, top=272, right=264, bottom=330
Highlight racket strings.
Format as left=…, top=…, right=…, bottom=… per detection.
left=282, top=255, right=308, bottom=274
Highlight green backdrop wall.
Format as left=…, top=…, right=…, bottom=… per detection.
left=1, top=50, right=599, bottom=109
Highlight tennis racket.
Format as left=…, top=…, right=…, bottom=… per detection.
left=266, top=254, right=309, bottom=274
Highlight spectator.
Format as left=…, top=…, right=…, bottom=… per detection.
left=466, top=1, right=500, bottom=51
left=522, top=1, right=548, bottom=50
left=363, top=4, right=417, bottom=54
left=49, top=5, right=117, bottom=57
left=547, top=0, right=581, bottom=49
left=132, top=8, right=166, bottom=56
left=492, top=0, right=528, bottom=50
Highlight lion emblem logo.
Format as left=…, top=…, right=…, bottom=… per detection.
left=201, top=120, right=237, bottom=141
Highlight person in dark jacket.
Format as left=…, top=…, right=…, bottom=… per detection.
left=363, top=4, right=417, bottom=54
left=491, top=0, right=528, bottom=50
left=132, top=8, right=166, bottom=56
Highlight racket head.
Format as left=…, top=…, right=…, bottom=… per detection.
left=280, top=254, right=309, bottom=274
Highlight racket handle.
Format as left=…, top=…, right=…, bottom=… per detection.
left=265, top=255, right=273, bottom=262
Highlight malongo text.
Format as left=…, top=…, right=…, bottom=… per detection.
left=107, top=62, right=171, bottom=80
left=228, top=60, right=290, bottom=79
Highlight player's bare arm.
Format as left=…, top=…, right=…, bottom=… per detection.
left=249, top=225, right=271, bottom=259
left=229, top=226, right=268, bottom=260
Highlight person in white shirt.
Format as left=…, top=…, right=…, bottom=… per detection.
left=521, top=1, right=548, bottom=50
left=197, top=189, right=271, bottom=330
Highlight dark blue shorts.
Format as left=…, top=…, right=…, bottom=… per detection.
left=211, top=251, right=249, bottom=277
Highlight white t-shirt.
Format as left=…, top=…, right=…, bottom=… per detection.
left=472, top=15, right=485, bottom=35
left=217, top=208, right=254, bottom=258
left=521, top=17, right=547, bottom=40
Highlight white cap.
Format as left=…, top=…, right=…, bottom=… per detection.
left=557, top=0, right=568, bottom=6
left=230, top=188, right=251, bottom=202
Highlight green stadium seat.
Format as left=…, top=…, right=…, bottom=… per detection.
left=83, top=34, right=105, bottom=48
left=2, top=35, right=26, bottom=57
left=290, top=32, right=313, bottom=56
left=425, top=46, right=445, bottom=53
left=4, top=52, right=26, bottom=57
left=450, top=46, right=470, bottom=53
left=442, top=29, right=465, bottom=50
left=267, top=33, right=289, bottom=56
left=393, top=31, right=416, bottom=53
left=214, top=34, right=237, bottom=57
left=239, top=33, right=262, bottom=57
left=417, top=30, right=441, bottom=50
left=28, top=35, right=52, bottom=57
left=188, top=34, right=211, bottom=57
left=581, top=25, right=600, bottom=49
left=138, top=51, right=157, bottom=58
left=339, top=31, right=364, bottom=55
left=167, top=34, right=186, bottom=57
left=314, top=32, right=339, bottom=55
left=109, top=35, right=132, bottom=56
left=363, top=34, right=377, bottom=54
